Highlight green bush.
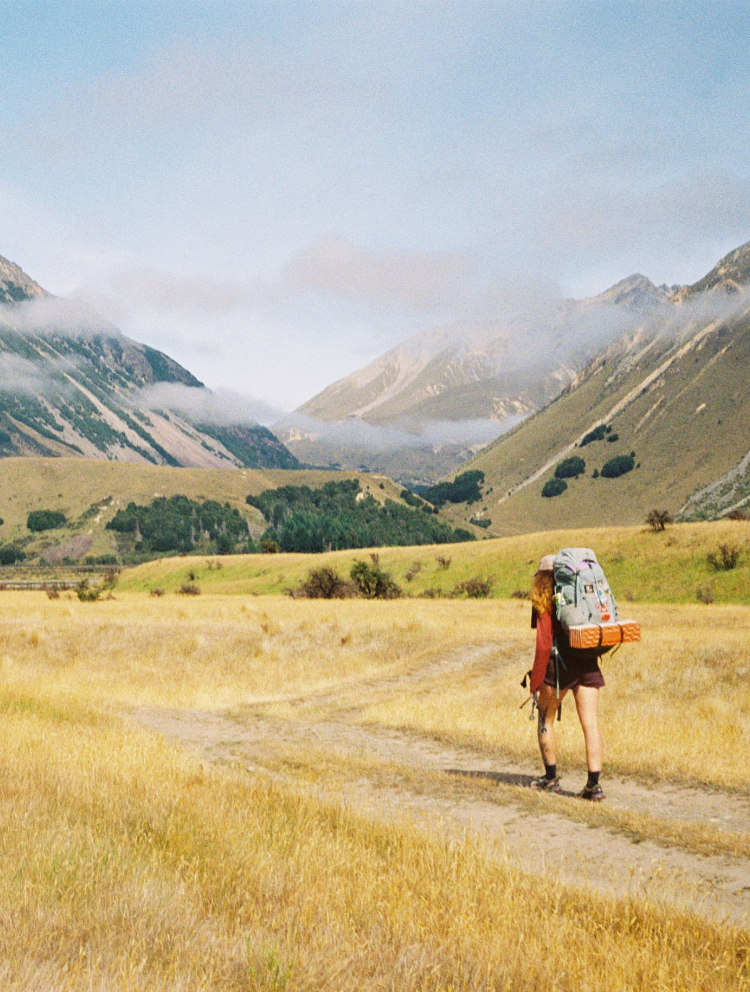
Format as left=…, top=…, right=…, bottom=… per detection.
left=555, top=456, right=586, bottom=479
left=27, top=509, right=67, bottom=532
left=580, top=425, right=609, bottom=446
left=421, top=471, right=485, bottom=507
left=0, top=544, right=25, bottom=565
left=601, top=455, right=635, bottom=479
left=350, top=560, right=402, bottom=599
left=541, top=478, right=568, bottom=498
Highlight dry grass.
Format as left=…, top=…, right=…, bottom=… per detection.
left=0, top=689, right=748, bottom=991
left=1, top=591, right=750, bottom=988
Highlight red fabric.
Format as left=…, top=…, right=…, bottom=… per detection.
left=530, top=609, right=553, bottom=693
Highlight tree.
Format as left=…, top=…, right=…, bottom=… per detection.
left=646, top=509, right=673, bottom=532
left=541, top=478, right=567, bottom=498
left=601, top=455, right=635, bottom=479
left=555, top=456, right=586, bottom=479
left=27, top=509, right=66, bottom=532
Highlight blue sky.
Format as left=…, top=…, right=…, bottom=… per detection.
left=2, top=2, right=750, bottom=410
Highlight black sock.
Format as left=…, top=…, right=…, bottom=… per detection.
left=544, top=763, right=557, bottom=780
left=587, top=771, right=600, bottom=788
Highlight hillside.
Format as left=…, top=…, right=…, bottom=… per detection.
left=118, top=519, right=750, bottom=605
left=440, top=242, right=750, bottom=535
left=0, top=457, right=406, bottom=563
left=0, top=255, right=298, bottom=470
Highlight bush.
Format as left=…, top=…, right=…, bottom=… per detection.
left=707, top=544, right=741, bottom=571
left=555, top=456, right=586, bottom=479
left=150, top=587, right=166, bottom=597
left=350, top=560, right=402, bottom=599
left=45, top=587, right=60, bottom=600
left=511, top=589, right=530, bottom=599
left=436, top=555, right=451, bottom=570
left=607, top=433, right=619, bottom=443
left=727, top=508, right=748, bottom=521
left=27, top=509, right=66, bottom=532
left=421, top=470, right=485, bottom=507
left=293, top=566, right=356, bottom=599
left=580, top=425, right=609, bottom=446
left=404, top=561, right=422, bottom=582
left=0, top=544, right=25, bottom=565
left=400, top=489, right=424, bottom=508
left=76, top=580, right=101, bottom=602
left=646, top=509, right=673, bottom=532
left=696, top=586, right=714, bottom=604
left=601, top=455, right=635, bottom=479
left=470, top=517, right=491, bottom=529
left=452, top=577, right=493, bottom=598
left=541, top=478, right=567, bottom=498
left=179, top=583, right=201, bottom=595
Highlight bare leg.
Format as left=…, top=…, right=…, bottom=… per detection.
left=535, top=684, right=568, bottom=768
left=572, top=685, right=603, bottom=773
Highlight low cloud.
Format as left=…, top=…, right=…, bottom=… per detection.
left=0, top=352, right=51, bottom=395
left=276, top=411, right=520, bottom=453
left=136, top=382, right=285, bottom=427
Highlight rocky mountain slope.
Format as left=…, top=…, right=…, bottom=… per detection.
left=438, top=240, right=750, bottom=535
left=0, top=256, right=298, bottom=470
left=279, top=273, right=672, bottom=483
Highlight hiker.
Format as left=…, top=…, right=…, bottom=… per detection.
left=527, top=554, right=605, bottom=800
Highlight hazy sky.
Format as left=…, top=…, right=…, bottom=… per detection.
left=2, top=1, right=750, bottom=411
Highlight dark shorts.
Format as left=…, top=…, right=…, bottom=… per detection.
left=543, top=650, right=605, bottom=691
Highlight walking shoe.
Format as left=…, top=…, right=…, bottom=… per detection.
left=579, top=782, right=605, bottom=801
left=529, top=775, right=561, bottom=793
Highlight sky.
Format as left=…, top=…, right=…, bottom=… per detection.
left=2, top=1, right=750, bottom=413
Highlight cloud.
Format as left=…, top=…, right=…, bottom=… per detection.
left=282, top=236, right=475, bottom=314
left=276, top=411, right=520, bottom=453
left=136, top=382, right=284, bottom=427
left=0, top=352, right=51, bottom=395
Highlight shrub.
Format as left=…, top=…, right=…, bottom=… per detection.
left=421, top=470, right=485, bottom=507
left=150, top=587, right=166, bottom=597
left=179, top=583, right=201, bottom=595
left=0, top=516, right=3, bottom=526
left=27, top=509, right=66, bottom=532
left=580, top=425, right=608, bottom=446
left=294, top=566, right=356, bottom=599
left=45, top=586, right=60, bottom=600
left=555, top=456, right=586, bottom=479
left=601, top=455, right=635, bottom=479
left=511, top=589, right=530, bottom=599
left=592, top=469, right=599, bottom=479
left=707, top=544, right=741, bottom=571
left=76, top=580, right=101, bottom=602
left=727, top=508, right=749, bottom=521
left=646, top=509, right=673, bottom=532
left=436, top=555, right=451, bottom=570
left=261, top=538, right=279, bottom=553
left=404, top=561, right=422, bottom=582
left=400, top=489, right=423, bottom=508
left=452, top=577, right=493, bottom=598
left=541, top=478, right=567, bottom=498
left=470, top=517, right=492, bottom=528
left=696, top=586, right=714, bottom=604
left=0, top=544, right=25, bottom=565
left=607, top=433, right=619, bottom=443
left=350, top=560, right=402, bottom=599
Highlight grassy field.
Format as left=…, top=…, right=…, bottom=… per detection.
left=119, top=518, right=750, bottom=603
left=0, top=590, right=749, bottom=989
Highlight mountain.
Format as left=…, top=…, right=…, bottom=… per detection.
left=0, top=255, right=299, bottom=470
left=279, top=274, right=672, bottom=483
left=436, top=240, right=750, bottom=535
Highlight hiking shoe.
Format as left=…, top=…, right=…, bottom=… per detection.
left=530, top=775, right=561, bottom=793
left=579, top=782, right=605, bottom=801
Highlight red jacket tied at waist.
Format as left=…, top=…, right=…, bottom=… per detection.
left=530, top=609, right=553, bottom=693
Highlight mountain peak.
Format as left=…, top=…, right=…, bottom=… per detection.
left=677, top=239, right=750, bottom=300
left=587, top=273, right=670, bottom=314
left=0, top=255, right=48, bottom=303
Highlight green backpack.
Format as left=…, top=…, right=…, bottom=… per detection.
left=553, top=548, right=619, bottom=636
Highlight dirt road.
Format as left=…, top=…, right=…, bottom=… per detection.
left=129, top=644, right=750, bottom=929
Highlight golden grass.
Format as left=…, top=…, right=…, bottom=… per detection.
left=0, top=690, right=748, bottom=991
left=1, top=591, right=750, bottom=988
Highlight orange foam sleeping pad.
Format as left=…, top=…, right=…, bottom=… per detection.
left=567, top=620, right=641, bottom=649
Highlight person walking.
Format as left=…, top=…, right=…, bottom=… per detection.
left=527, top=554, right=606, bottom=800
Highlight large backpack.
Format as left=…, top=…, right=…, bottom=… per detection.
left=553, top=548, right=619, bottom=635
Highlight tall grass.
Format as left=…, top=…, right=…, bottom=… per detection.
left=0, top=688, right=747, bottom=991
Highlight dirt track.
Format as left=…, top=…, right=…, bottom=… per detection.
left=129, top=647, right=750, bottom=929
